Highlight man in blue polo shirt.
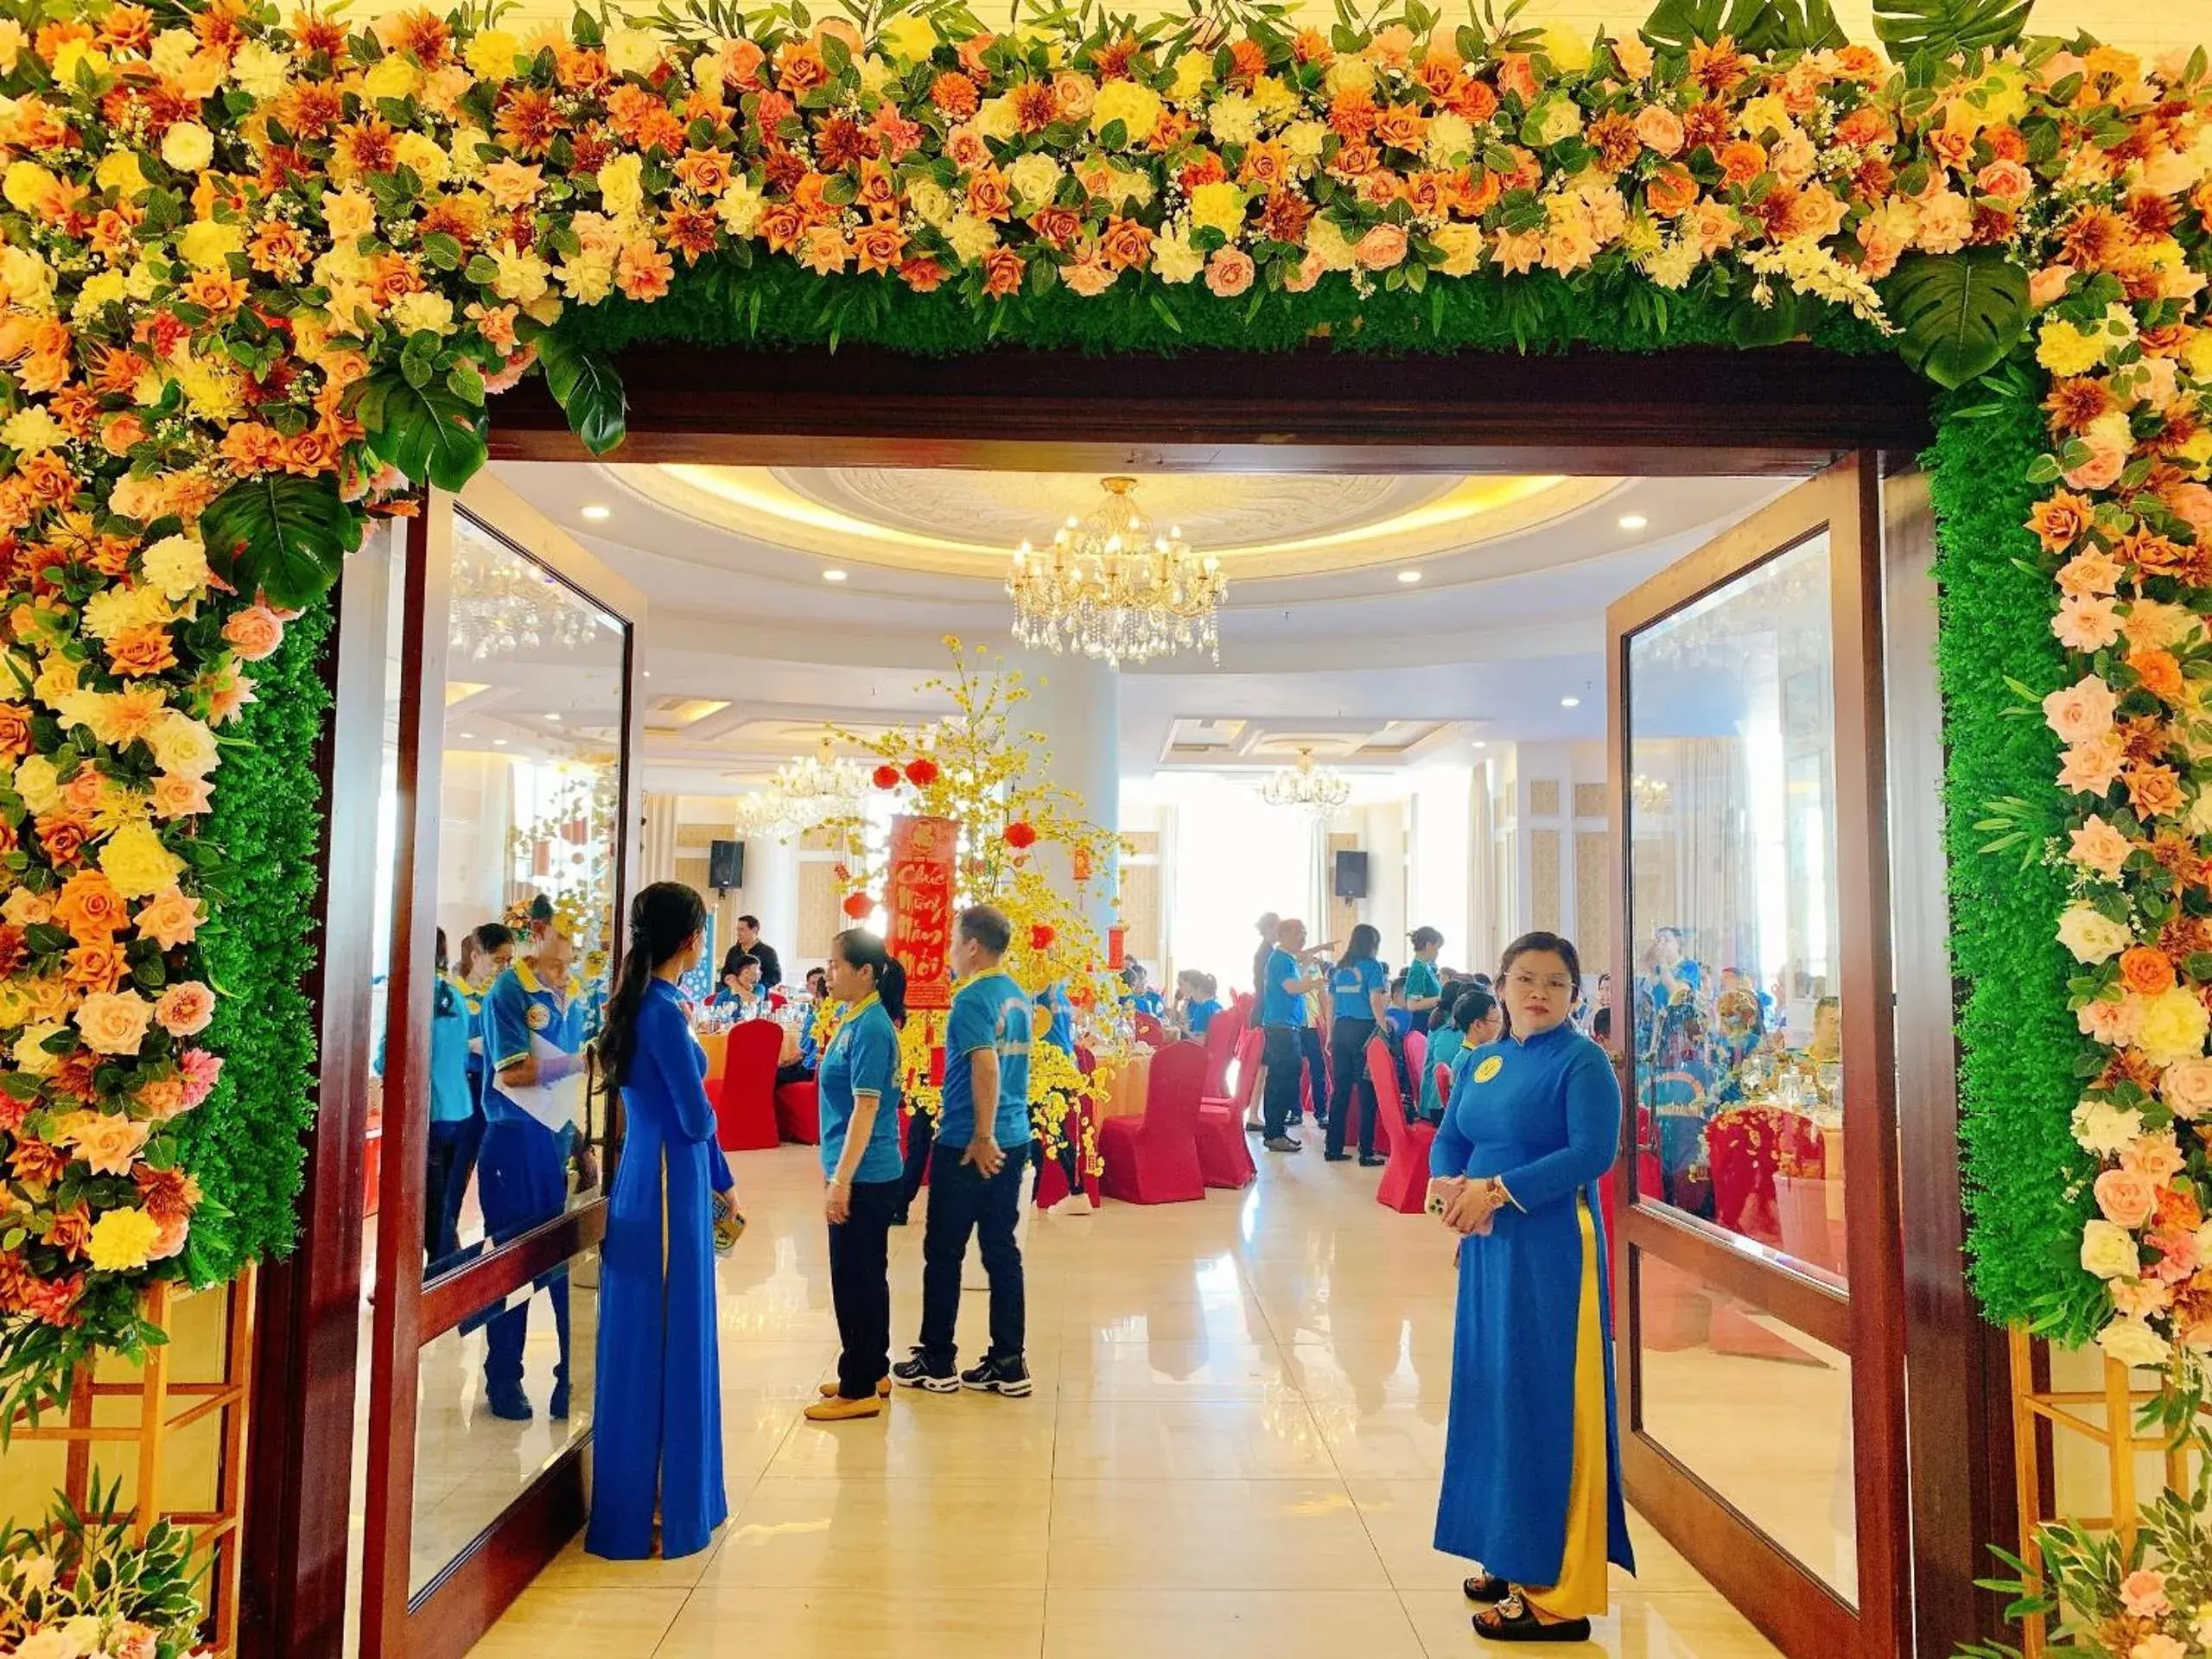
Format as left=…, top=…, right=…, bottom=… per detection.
left=1260, top=918, right=1327, bottom=1154
left=894, top=905, right=1035, bottom=1397
left=476, top=929, right=589, bottom=1421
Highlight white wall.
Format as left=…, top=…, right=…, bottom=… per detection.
left=1408, top=765, right=1475, bottom=971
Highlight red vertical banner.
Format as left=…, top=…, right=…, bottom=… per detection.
left=887, top=814, right=959, bottom=1011
left=1108, top=925, right=1127, bottom=969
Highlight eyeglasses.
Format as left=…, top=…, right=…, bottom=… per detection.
left=1506, top=973, right=1574, bottom=995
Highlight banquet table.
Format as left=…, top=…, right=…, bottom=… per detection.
left=697, top=1021, right=800, bottom=1084
left=1097, top=1049, right=1154, bottom=1119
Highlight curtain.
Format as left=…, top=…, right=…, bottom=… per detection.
left=641, top=792, right=678, bottom=887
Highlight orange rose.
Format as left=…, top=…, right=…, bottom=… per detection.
left=967, top=168, right=1013, bottom=222
left=853, top=223, right=905, bottom=275
left=2121, top=945, right=2177, bottom=996
left=134, top=887, right=204, bottom=950
left=64, top=938, right=130, bottom=995
left=107, top=626, right=177, bottom=677
left=2029, top=491, right=2095, bottom=552
left=74, top=988, right=154, bottom=1057
left=51, top=870, right=127, bottom=940
left=1354, top=223, right=1408, bottom=270
left=1099, top=218, right=1154, bottom=270
left=2127, top=765, right=2185, bottom=819
left=1647, top=163, right=1697, bottom=217
left=1633, top=105, right=1685, bottom=156
left=1372, top=104, right=1427, bottom=151
left=0, top=702, right=32, bottom=760
left=156, top=981, right=215, bottom=1038
left=1717, top=141, right=1767, bottom=188
left=1205, top=247, right=1255, bottom=296
left=220, top=606, right=285, bottom=662
left=2128, top=645, right=2187, bottom=704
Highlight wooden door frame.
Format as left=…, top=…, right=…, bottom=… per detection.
left=1602, top=454, right=1909, bottom=1659
left=245, top=340, right=1999, bottom=1659
left=356, top=482, right=646, bottom=1659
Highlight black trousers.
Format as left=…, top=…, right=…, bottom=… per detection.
left=918, top=1141, right=1031, bottom=1370
left=1298, top=1027, right=1328, bottom=1123
left=1325, top=1019, right=1381, bottom=1158
left=893, top=1106, right=936, bottom=1223
left=1262, top=1026, right=1302, bottom=1138
left=423, top=1115, right=481, bottom=1268
left=828, top=1179, right=901, bottom=1398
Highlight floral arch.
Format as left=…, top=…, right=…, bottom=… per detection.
left=0, top=0, right=2206, bottom=1583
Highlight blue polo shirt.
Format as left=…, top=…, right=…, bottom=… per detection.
left=1037, top=983, right=1075, bottom=1050
left=429, top=974, right=477, bottom=1125
left=1330, top=957, right=1388, bottom=1021
left=1185, top=997, right=1223, bottom=1035
left=938, top=968, right=1033, bottom=1147
left=481, top=961, right=588, bottom=1126
left=1262, top=947, right=1306, bottom=1028
left=817, top=995, right=905, bottom=1183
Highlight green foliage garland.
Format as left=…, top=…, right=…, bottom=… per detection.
left=1929, top=372, right=2097, bottom=1338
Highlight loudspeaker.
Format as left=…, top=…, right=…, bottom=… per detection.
left=709, top=839, right=744, bottom=892
left=1332, top=849, right=1369, bottom=900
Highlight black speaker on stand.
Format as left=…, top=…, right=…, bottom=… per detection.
left=709, top=838, right=745, bottom=892
left=1332, top=849, right=1370, bottom=900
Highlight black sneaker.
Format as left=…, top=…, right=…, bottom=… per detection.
left=892, top=1353, right=958, bottom=1394
left=1324, top=1151, right=1353, bottom=1163
left=962, top=1356, right=1033, bottom=1397
left=1359, top=1153, right=1388, bottom=1168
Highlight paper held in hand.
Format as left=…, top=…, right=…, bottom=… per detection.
left=507, top=1031, right=585, bottom=1132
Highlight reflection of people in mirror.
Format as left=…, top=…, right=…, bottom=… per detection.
left=476, top=927, right=588, bottom=1421
left=587, top=882, right=739, bottom=1560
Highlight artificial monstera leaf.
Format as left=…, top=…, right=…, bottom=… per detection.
left=1872, top=0, right=2035, bottom=60
left=1881, top=249, right=2031, bottom=391
left=200, top=473, right=364, bottom=610
left=535, top=332, right=629, bottom=457
left=359, top=372, right=489, bottom=493
left=1728, top=285, right=1801, bottom=348
left=1640, top=0, right=1844, bottom=53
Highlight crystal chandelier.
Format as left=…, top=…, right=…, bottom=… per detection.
left=448, top=542, right=599, bottom=661
left=769, top=735, right=869, bottom=829
left=1630, top=773, right=1672, bottom=814
left=1260, top=747, right=1352, bottom=815
left=731, top=788, right=788, bottom=836
left=1007, top=477, right=1225, bottom=668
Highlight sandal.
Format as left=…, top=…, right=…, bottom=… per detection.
left=1472, top=1592, right=1592, bottom=1643
left=1463, top=1573, right=1510, bottom=1604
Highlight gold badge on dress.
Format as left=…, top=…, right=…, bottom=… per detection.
left=526, top=1004, right=550, bottom=1031
left=1473, top=1055, right=1503, bottom=1084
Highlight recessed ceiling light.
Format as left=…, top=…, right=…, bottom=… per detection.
left=581, top=504, right=610, bottom=521
left=1618, top=514, right=1649, bottom=531
left=1396, top=570, right=1421, bottom=584
left=459, top=731, right=478, bottom=740
left=544, top=713, right=562, bottom=721
left=492, top=738, right=507, bottom=747
left=823, top=569, right=849, bottom=582
left=1561, top=696, right=1581, bottom=709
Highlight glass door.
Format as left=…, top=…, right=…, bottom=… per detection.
left=359, top=484, right=645, bottom=1659
left=1606, top=454, right=1907, bottom=1659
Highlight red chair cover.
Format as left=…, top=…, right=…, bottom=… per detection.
left=1133, top=1011, right=1169, bottom=1047
left=1366, top=1037, right=1435, bottom=1215
left=774, top=1079, right=819, bottom=1145
left=1706, top=1105, right=1825, bottom=1249
left=1033, top=1093, right=1103, bottom=1211
left=1098, top=1039, right=1207, bottom=1205
left=1194, top=1024, right=1261, bottom=1190
left=1402, top=1028, right=1427, bottom=1102
left=1199, top=1004, right=1246, bottom=1099
left=1432, top=1062, right=1452, bottom=1111
left=715, top=1020, right=783, bottom=1151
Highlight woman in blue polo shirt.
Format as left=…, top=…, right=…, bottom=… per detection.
left=804, top=928, right=909, bottom=1422
left=477, top=929, right=589, bottom=1421
left=425, top=929, right=483, bottom=1272
left=1324, top=924, right=1391, bottom=1166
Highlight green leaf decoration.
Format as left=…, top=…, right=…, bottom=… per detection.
left=1882, top=250, right=2031, bottom=390
left=1872, top=0, right=2035, bottom=60
left=200, top=473, right=363, bottom=610
left=1640, top=0, right=1844, bottom=54
left=1728, top=286, right=1800, bottom=348
left=536, top=333, right=629, bottom=456
left=360, top=370, right=490, bottom=491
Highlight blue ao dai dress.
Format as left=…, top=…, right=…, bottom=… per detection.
left=586, top=978, right=735, bottom=1560
left=1429, top=1020, right=1634, bottom=1618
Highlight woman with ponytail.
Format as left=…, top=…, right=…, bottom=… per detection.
left=804, top=927, right=908, bottom=1422
left=586, top=881, right=738, bottom=1560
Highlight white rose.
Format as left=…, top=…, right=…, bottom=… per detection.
left=2081, top=1219, right=2142, bottom=1280
left=1427, top=111, right=1476, bottom=167
left=2072, top=1098, right=2145, bottom=1156
left=2096, top=1314, right=2172, bottom=1370
left=229, top=39, right=290, bottom=100
left=1324, top=57, right=1376, bottom=98
left=1007, top=152, right=1062, bottom=208
left=2056, top=902, right=2132, bottom=964
left=161, top=121, right=215, bottom=173
left=603, top=26, right=661, bottom=77
left=1282, top=120, right=1328, bottom=166
left=906, top=177, right=952, bottom=226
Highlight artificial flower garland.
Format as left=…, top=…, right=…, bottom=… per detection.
left=0, top=0, right=2210, bottom=1415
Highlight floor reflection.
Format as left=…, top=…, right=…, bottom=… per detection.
left=467, top=1146, right=1781, bottom=1657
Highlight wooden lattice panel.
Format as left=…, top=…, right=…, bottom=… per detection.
left=1531, top=830, right=1562, bottom=934
left=797, top=859, right=840, bottom=960
left=1575, top=831, right=1610, bottom=967
left=1574, top=783, right=1607, bottom=819
left=1529, top=779, right=1561, bottom=818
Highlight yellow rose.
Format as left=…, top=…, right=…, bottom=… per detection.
left=95, top=151, right=147, bottom=197
left=15, top=755, right=60, bottom=814
left=175, top=218, right=244, bottom=270
left=878, top=14, right=937, bottom=63
left=389, top=290, right=457, bottom=336
left=100, top=821, right=185, bottom=899
left=149, top=711, right=219, bottom=779
left=160, top=122, right=214, bottom=173
left=464, top=30, right=520, bottom=78
left=1187, top=181, right=1245, bottom=239
left=1541, top=23, right=1593, bottom=73
left=1168, top=51, right=1211, bottom=101
left=1, top=407, right=64, bottom=454
left=11, top=1023, right=63, bottom=1077
left=1152, top=227, right=1204, bottom=283
left=2037, top=319, right=2106, bottom=378
left=1282, top=120, right=1327, bottom=166
left=1434, top=222, right=1484, bottom=276
left=362, top=54, right=422, bottom=103
left=322, top=188, right=377, bottom=245
left=1091, top=79, right=1162, bottom=146
left=86, top=1206, right=162, bottom=1273
left=75, top=988, right=155, bottom=1057
left=1006, top=152, right=1062, bottom=208
left=3, top=161, right=57, bottom=216
left=2182, top=330, right=2212, bottom=384
left=602, top=26, right=661, bottom=77
left=1324, top=57, right=1376, bottom=99
left=2138, top=984, right=2210, bottom=1065
left=973, top=95, right=1020, bottom=142
left=393, top=131, right=449, bottom=188
left=596, top=151, right=645, bottom=219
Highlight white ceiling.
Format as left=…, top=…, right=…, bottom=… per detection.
left=482, top=461, right=1793, bottom=786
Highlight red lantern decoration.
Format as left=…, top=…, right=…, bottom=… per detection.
left=871, top=764, right=901, bottom=790
left=904, top=758, right=940, bottom=787
left=842, top=892, right=874, bottom=919
left=1029, top=923, right=1056, bottom=952
left=1002, top=821, right=1038, bottom=849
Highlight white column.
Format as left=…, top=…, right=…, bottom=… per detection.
left=1006, top=648, right=1121, bottom=931
left=745, top=816, right=802, bottom=967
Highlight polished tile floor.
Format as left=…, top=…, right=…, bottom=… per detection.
left=466, top=1145, right=1782, bottom=1657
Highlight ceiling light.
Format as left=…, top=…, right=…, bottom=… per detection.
left=1261, top=747, right=1352, bottom=816
left=492, top=738, right=507, bottom=747
left=1396, top=570, right=1421, bottom=584
left=822, top=569, right=848, bottom=582
left=1009, top=476, right=1224, bottom=668
left=1561, top=696, right=1580, bottom=709
left=459, top=731, right=478, bottom=740
left=544, top=713, right=562, bottom=721
left=581, top=504, right=610, bottom=521
left=1618, top=514, right=1649, bottom=531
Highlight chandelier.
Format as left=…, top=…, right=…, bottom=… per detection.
left=1260, top=747, right=1352, bottom=815
left=448, top=541, right=599, bottom=662
left=1007, top=477, right=1225, bottom=668
left=769, top=736, right=869, bottom=829
left=1630, top=773, right=1672, bottom=814
left=731, top=788, right=788, bottom=836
